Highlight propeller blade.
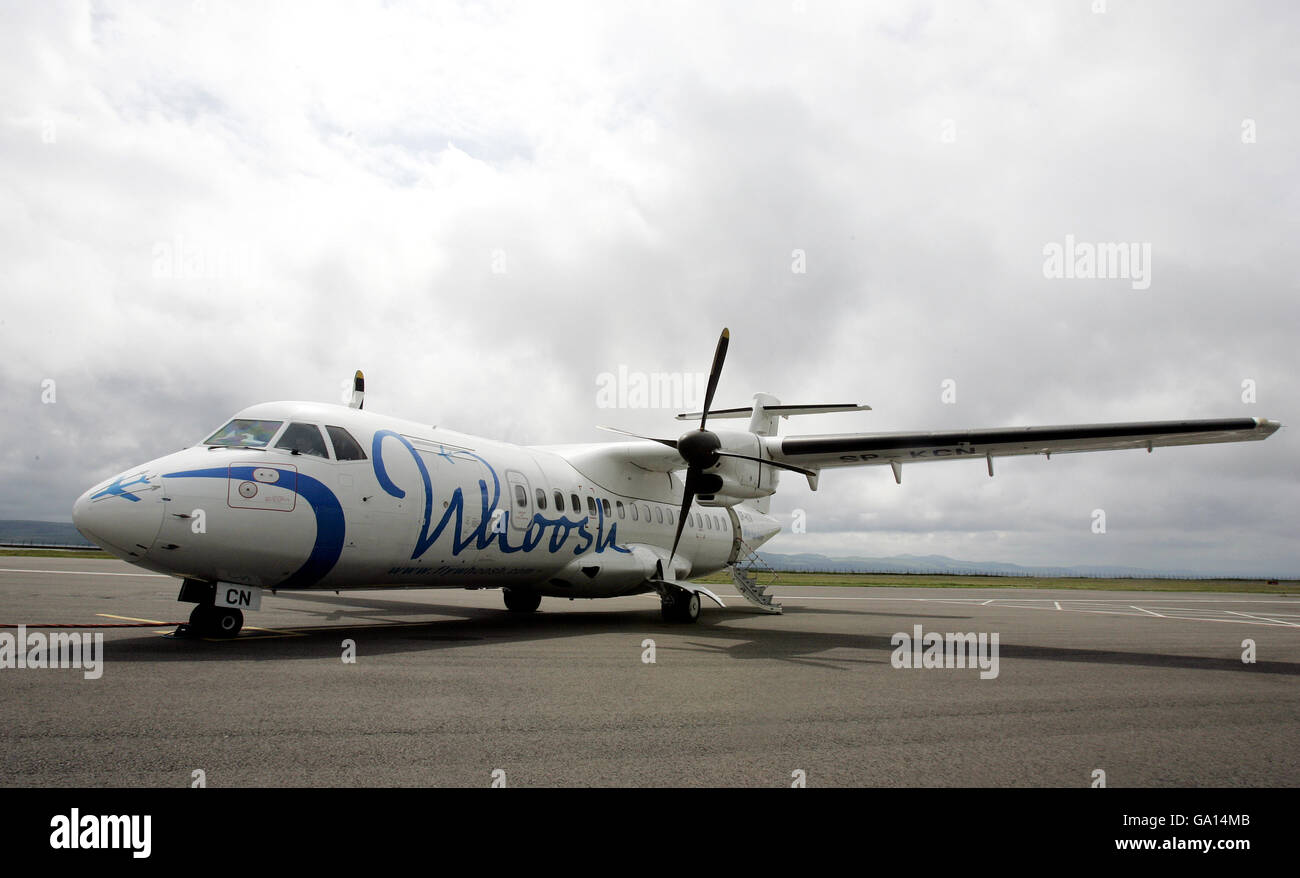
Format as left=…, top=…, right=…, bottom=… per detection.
left=595, top=425, right=678, bottom=448
left=715, top=450, right=817, bottom=478
left=699, top=328, right=729, bottom=431
left=667, top=468, right=701, bottom=573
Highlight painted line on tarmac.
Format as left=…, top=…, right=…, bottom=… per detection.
left=754, top=594, right=1300, bottom=604
left=0, top=568, right=169, bottom=577
left=731, top=593, right=1300, bottom=629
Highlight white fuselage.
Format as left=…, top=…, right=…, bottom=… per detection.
left=72, top=401, right=781, bottom=599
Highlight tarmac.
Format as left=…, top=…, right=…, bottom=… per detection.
left=2, top=557, right=1297, bottom=787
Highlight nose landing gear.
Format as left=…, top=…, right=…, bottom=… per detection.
left=186, top=604, right=245, bottom=638
left=175, top=578, right=246, bottom=638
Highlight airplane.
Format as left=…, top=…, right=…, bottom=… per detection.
left=71, top=329, right=1281, bottom=638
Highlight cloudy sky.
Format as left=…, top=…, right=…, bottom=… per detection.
left=2, top=1, right=1296, bottom=575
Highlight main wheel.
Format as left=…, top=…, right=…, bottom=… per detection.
left=188, top=604, right=244, bottom=638
left=503, top=588, right=542, bottom=613
left=661, top=590, right=701, bottom=623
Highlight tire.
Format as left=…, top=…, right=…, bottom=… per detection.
left=503, top=588, right=542, bottom=613
left=188, top=600, right=210, bottom=634
left=661, top=591, right=701, bottom=623
left=188, top=604, right=243, bottom=638
left=681, top=591, right=701, bottom=622
left=213, top=607, right=243, bottom=637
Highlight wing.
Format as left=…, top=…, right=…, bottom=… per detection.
left=764, top=417, right=1280, bottom=482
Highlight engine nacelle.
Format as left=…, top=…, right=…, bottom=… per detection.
left=695, top=430, right=779, bottom=505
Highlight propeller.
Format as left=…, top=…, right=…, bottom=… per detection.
left=595, top=424, right=814, bottom=476
left=598, top=328, right=816, bottom=577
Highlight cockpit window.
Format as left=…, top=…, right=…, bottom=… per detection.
left=326, top=426, right=367, bottom=461
left=204, top=419, right=283, bottom=448
left=274, top=422, right=329, bottom=458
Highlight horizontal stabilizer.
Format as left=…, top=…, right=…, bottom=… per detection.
left=675, top=403, right=870, bottom=421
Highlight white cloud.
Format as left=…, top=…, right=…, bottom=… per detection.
left=1, top=0, right=1295, bottom=573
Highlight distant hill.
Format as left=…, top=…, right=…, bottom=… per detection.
left=754, top=551, right=1280, bottom=580
left=0, top=520, right=96, bottom=547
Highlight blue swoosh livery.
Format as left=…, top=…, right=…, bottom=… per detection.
left=163, top=466, right=346, bottom=589
left=90, top=473, right=151, bottom=502
left=371, top=430, right=630, bottom=560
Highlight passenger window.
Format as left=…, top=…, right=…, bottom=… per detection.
left=586, top=496, right=597, bottom=516
left=655, top=507, right=663, bottom=524
left=601, top=498, right=611, bottom=516
left=631, top=505, right=639, bottom=522
left=275, top=422, right=329, bottom=458
left=554, top=491, right=564, bottom=512
left=536, top=488, right=547, bottom=511
left=616, top=500, right=625, bottom=519
left=706, top=516, right=713, bottom=531
left=571, top=493, right=580, bottom=512
left=514, top=485, right=528, bottom=508
left=326, top=425, right=367, bottom=461
left=641, top=505, right=650, bottom=522
left=667, top=509, right=674, bottom=525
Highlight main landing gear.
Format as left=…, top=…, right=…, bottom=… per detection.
left=660, top=589, right=701, bottom=623
left=503, top=588, right=542, bottom=613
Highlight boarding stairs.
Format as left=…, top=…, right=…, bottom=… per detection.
left=730, top=540, right=783, bottom=614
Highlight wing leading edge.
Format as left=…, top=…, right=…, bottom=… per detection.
left=766, top=417, right=1280, bottom=476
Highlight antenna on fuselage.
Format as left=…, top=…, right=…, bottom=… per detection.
left=349, top=370, right=365, bottom=409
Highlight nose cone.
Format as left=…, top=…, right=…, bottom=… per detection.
left=73, top=470, right=165, bottom=559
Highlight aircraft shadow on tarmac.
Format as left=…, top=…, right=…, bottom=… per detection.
left=95, top=593, right=1300, bottom=677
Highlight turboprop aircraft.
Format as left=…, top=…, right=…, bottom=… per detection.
left=72, top=329, right=1280, bottom=637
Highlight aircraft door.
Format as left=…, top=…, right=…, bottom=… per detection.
left=725, top=505, right=743, bottom=565
left=505, top=470, right=532, bottom=533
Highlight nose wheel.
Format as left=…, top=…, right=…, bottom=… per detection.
left=187, top=604, right=244, bottom=638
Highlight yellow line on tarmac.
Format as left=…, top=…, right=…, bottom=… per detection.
left=97, top=613, right=167, bottom=625
left=237, top=625, right=309, bottom=639
left=236, top=618, right=454, bottom=639
left=94, top=615, right=460, bottom=641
